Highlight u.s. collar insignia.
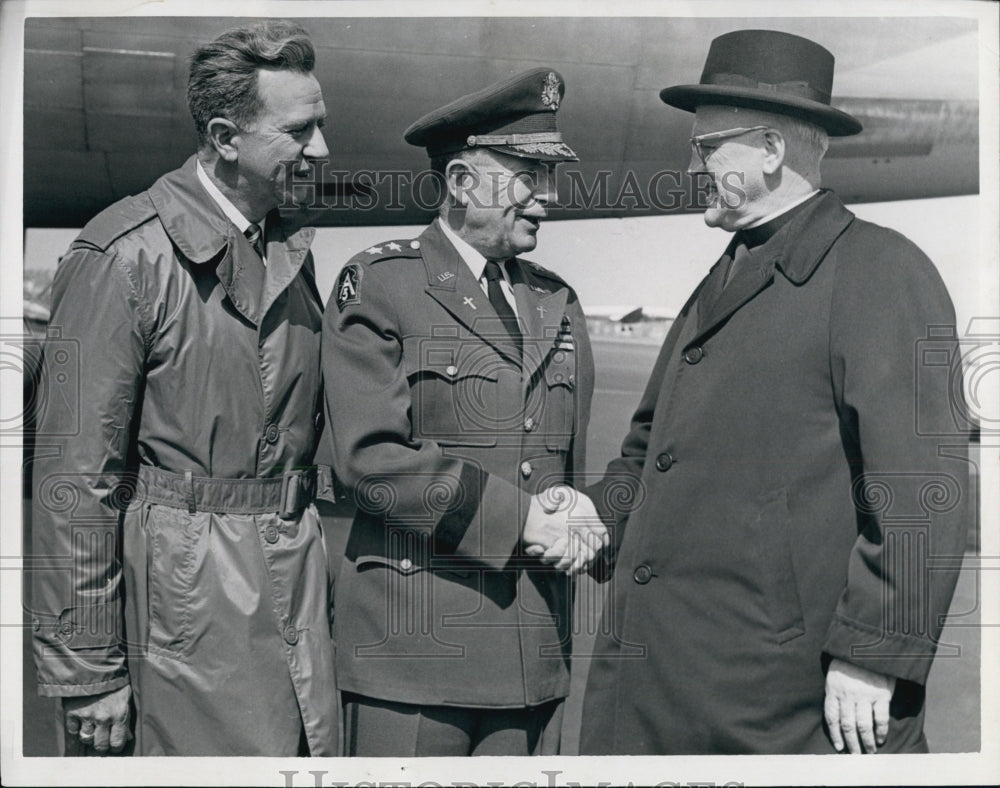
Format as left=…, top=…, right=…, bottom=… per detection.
left=336, top=264, right=362, bottom=311
left=438, top=271, right=454, bottom=282
left=541, top=72, right=561, bottom=110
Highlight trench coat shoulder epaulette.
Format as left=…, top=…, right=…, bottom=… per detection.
left=72, top=192, right=159, bottom=253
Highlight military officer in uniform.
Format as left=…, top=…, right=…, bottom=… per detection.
left=322, top=68, right=604, bottom=756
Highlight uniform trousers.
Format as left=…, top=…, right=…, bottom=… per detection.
left=342, top=692, right=562, bottom=756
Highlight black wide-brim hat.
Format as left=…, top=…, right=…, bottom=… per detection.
left=660, top=29, right=862, bottom=136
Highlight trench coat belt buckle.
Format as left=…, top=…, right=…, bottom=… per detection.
left=278, top=468, right=317, bottom=517
left=133, top=464, right=318, bottom=516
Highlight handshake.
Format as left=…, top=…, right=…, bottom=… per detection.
left=522, top=485, right=609, bottom=575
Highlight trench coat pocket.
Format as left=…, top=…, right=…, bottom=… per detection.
left=403, top=343, right=500, bottom=447
left=753, top=489, right=806, bottom=644
left=143, top=503, right=203, bottom=657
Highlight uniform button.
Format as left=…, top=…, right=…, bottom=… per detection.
left=633, top=564, right=653, bottom=584
left=568, top=374, right=575, bottom=387
left=283, top=625, right=299, bottom=645
left=410, top=240, right=421, bottom=250
left=264, top=524, right=279, bottom=544
left=265, top=422, right=280, bottom=443
left=32, top=617, right=41, bottom=632
left=683, top=346, right=704, bottom=365
left=399, top=558, right=413, bottom=571
left=446, top=365, right=458, bottom=377
left=524, top=417, right=535, bottom=432
left=59, top=622, right=74, bottom=637
left=655, top=452, right=674, bottom=472
left=553, top=351, right=566, bottom=364
left=520, top=461, right=533, bottom=479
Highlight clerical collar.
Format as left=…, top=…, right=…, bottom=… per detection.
left=739, top=190, right=821, bottom=249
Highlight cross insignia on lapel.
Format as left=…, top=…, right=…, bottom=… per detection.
left=463, top=296, right=477, bottom=310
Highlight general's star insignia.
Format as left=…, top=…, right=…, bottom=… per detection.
left=386, top=242, right=402, bottom=251
left=365, top=246, right=382, bottom=255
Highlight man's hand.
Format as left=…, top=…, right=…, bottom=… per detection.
left=63, top=684, right=132, bottom=755
left=522, top=486, right=608, bottom=574
left=823, top=659, right=896, bottom=754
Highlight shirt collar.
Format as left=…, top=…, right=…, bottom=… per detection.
left=437, top=218, right=510, bottom=283
left=196, top=159, right=255, bottom=235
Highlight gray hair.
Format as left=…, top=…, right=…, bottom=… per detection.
left=187, top=20, right=315, bottom=147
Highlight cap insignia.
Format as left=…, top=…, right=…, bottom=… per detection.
left=541, top=72, right=561, bottom=110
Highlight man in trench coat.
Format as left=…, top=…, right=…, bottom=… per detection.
left=322, top=68, right=604, bottom=756
left=29, top=21, right=338, bottom=755
left=579, top=30, right=970, bottom=755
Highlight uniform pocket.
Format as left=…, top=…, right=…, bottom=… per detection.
left=752, top=488, right=806, bottom=644
left=144, top=503, right=204, bottom=657
left=403, top=337, right=502, bottom=446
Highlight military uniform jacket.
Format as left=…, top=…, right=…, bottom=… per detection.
left=323, top=221, right=594, bottom=707
left=30, top=155, right=338, bottom=755
left=580, top=190, right=970, bottom=754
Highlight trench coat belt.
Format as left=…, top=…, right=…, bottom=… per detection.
left=132, top=464, right=319, bottom=516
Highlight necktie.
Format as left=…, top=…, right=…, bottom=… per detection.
left=245, top=223, right=265, bottom=261
left=483, top=260, right=522, bottom=356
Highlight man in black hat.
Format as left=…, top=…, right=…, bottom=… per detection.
left=321, top=68, right=603, bottom=756
left=579, top=30, right=968, bottom=755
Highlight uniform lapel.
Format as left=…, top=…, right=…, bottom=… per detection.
left=421, top=223, right=521, bottom=364
left=511, top=261, right=568, bottom=382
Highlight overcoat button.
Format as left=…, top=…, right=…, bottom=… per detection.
left=399, top=558, right=413, bottom=571
left=568, top=374, right=575, bottom=386
left=446, top=365, right=458, bottom=377
left=520, top=461, right=533, bottom=478
left=683, top=346, right=704, bottom=365
left=524, top=417, right=535, bottom=432
left=32, top=617, right=41, bottom=632
left=59, top=622, right=74, bottom=636
left=265, top=423, right=280, bottom=443
left=553, top=351, right=566, bottom=364
left=264, top=525, right=279, bottom=544
left=283, top=625, right=299, bottom=645
left=655, top=452, right=673, bottom=472
left=633, top=564, right=653, bottom=584
left=410, top=240, right=421, bottom=249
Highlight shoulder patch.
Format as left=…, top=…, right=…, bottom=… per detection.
left=347, top=239, right=422, bottom=266
left=335, top=264, right=363, bottom=310
left=73, top=193, right=158, bottom=253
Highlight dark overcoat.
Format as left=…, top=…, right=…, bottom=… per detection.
left=31, top=156, right=338, bottom=755
left=323, top=221, right=594, bottom=709
left=580, top=191, right=969, bottom=754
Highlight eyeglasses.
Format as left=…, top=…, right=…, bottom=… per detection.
left=689, top=126, right=769, bottom=167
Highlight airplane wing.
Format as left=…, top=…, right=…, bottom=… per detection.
left=22, top=15, right=978, bottom=228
